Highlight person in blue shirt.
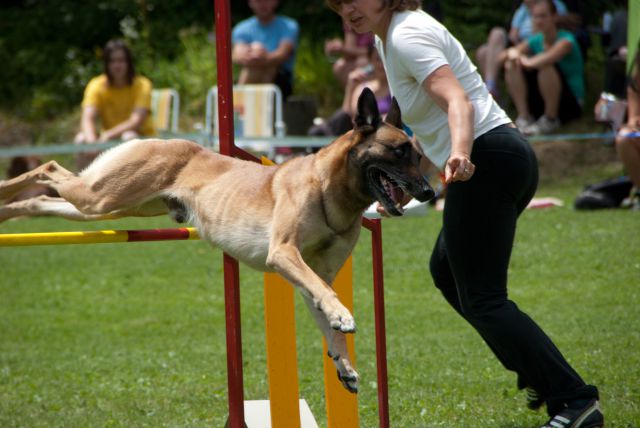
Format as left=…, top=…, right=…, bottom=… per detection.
left=232, top=0, right=299, bottom=99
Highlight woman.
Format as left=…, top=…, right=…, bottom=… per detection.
left=503, top=0, right=584, bottom=135
left=326, top=1, right=602, bottom=426
left=75, top=39, right=155, bottom=169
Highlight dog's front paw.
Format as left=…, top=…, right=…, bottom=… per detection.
left=328, top=310, right=356, bottom=333
left=318, top=294, right=356, bottom=333
left=338, top=370, right=359, bottom=393
left=336, top=368, right=359, bottom=394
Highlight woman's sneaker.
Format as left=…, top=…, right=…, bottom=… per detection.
left=526, top=386, right=545, bottom=410
left=541, top=399, right=604, bottom=428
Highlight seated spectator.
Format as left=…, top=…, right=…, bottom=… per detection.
left=475, top=0, right=568, bottom=99
left=75, top=39, right=155, bottom=170
left=601, top=5, right=629, bottom=99
left=594, top=5, right=630, bottom=134
left=309, top=47, right=390, bottom=137
left=324, top=22, right=374, bottom=88
left=615, top=63, right=640, bottom=208
left=232, top=0, right=299, bottom=100
left=503, top=0, right=584, bottom=135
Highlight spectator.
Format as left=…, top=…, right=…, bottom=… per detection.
left=325, top=23, right=374, bottom=88
left=594, top=5, right=630, bottom=135
left=475, top=0, right=568, bottom=99
left=325, top=0, right=442, bottom=88
left=615, top=63, right=640, bottom=208
left=75, top=39, right=155, bottom=170
left=309, top=47, right=390, bottom=136
left=232, top=0, right=299, bottom=100
left=602, top=5, right=629, bottom=99
left=504, top=0, right=584, bottom=135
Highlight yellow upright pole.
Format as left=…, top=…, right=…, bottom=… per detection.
left=264, top=272, right=301, bottom=427
left=323, top=256, right=359, bottom=428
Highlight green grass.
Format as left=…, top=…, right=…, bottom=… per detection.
left=1, top=172, right=639, bottom=427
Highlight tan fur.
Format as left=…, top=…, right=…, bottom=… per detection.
left=0, top=90, right=433, bottom=392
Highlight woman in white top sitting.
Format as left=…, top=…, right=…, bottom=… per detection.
left=326, top=1, right=602, bottom=427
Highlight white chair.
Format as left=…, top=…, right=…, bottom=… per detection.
left=151, top=88, right=180, bottom=134
left=205, top=84, right=286, bottom=145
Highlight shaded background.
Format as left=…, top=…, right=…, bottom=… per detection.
left=0, top=0, right=622, bottom=121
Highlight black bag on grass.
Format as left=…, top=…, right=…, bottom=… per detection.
left=574, top=176, right=633, bottom=210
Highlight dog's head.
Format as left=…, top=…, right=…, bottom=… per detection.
left=348, top=88, right=435, bottom=216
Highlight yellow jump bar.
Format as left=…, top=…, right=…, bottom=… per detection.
left=0, top=227, right=200, bottom=247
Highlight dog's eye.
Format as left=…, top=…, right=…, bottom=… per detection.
left=393, top=143, right=409, bottom=159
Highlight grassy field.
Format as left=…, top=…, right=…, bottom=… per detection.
left=1, top=168, right=639, bottom=427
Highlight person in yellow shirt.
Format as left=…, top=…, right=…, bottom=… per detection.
left=75, top=39, right=155, bottom=169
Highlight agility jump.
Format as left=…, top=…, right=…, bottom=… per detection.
left=0, top=0, right=422, bottom=425
left=0, top=221, right=389, bottom=428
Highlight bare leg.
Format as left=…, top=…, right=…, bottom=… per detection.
left=237, top=66, right=278, bottom=85
left=476, top=44, right=488, bottom=76
left=616, top=130, right=640, bottom=188
left=237, top=42, right=279, bottom=84
left=484, top=28, right=507, bottom=85
left=504, top=59, right=530, bottom=119
left=537, top=65, right=562, bottom=119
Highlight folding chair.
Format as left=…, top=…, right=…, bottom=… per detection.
left=151, top=88, right=180, bottom=134
left=205, top=84, right=286, bottom=148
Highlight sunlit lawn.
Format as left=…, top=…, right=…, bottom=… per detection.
left=1, top=168, right=638, bottom=427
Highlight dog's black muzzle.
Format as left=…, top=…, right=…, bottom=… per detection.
left=412, top=176, right=436, bottom=202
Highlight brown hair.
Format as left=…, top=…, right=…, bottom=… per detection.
left=103, top=39, right=135, bottom=86
left=326, top=0, right=421, bottom=13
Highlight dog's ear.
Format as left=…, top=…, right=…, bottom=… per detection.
left=354, top=87, right=381, bottom=132
left=385, top=97, right=403, bottom=130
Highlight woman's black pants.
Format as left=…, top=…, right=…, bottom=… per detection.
left=428, top=124, right=598, bottom=415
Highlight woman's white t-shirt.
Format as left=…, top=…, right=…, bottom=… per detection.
left=375, top=9, right=511, bottom=169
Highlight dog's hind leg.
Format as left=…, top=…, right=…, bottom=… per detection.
left=302, top=296, right=360, bottom=393
left=0, top=195, right=116, bottom=222
left=0, top=195, right=170, bottom=223
left=0, top=160, right=75, bottom=202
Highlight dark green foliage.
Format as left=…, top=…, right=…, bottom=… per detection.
left=0, top=0, right=626, bottom=119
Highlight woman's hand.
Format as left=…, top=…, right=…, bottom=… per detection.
left=445, top=152, right=475, bottom=183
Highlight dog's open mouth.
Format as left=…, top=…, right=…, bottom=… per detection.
left=368, top=167, right=407, bottom=216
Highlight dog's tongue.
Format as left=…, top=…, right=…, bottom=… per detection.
left=391, top=186, right=404, bottom=204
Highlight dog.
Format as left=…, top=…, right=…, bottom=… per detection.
left=0, top=88, right=434, bottom=392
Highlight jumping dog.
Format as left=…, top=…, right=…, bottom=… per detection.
left=0, top=88, right=434, bottom=392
